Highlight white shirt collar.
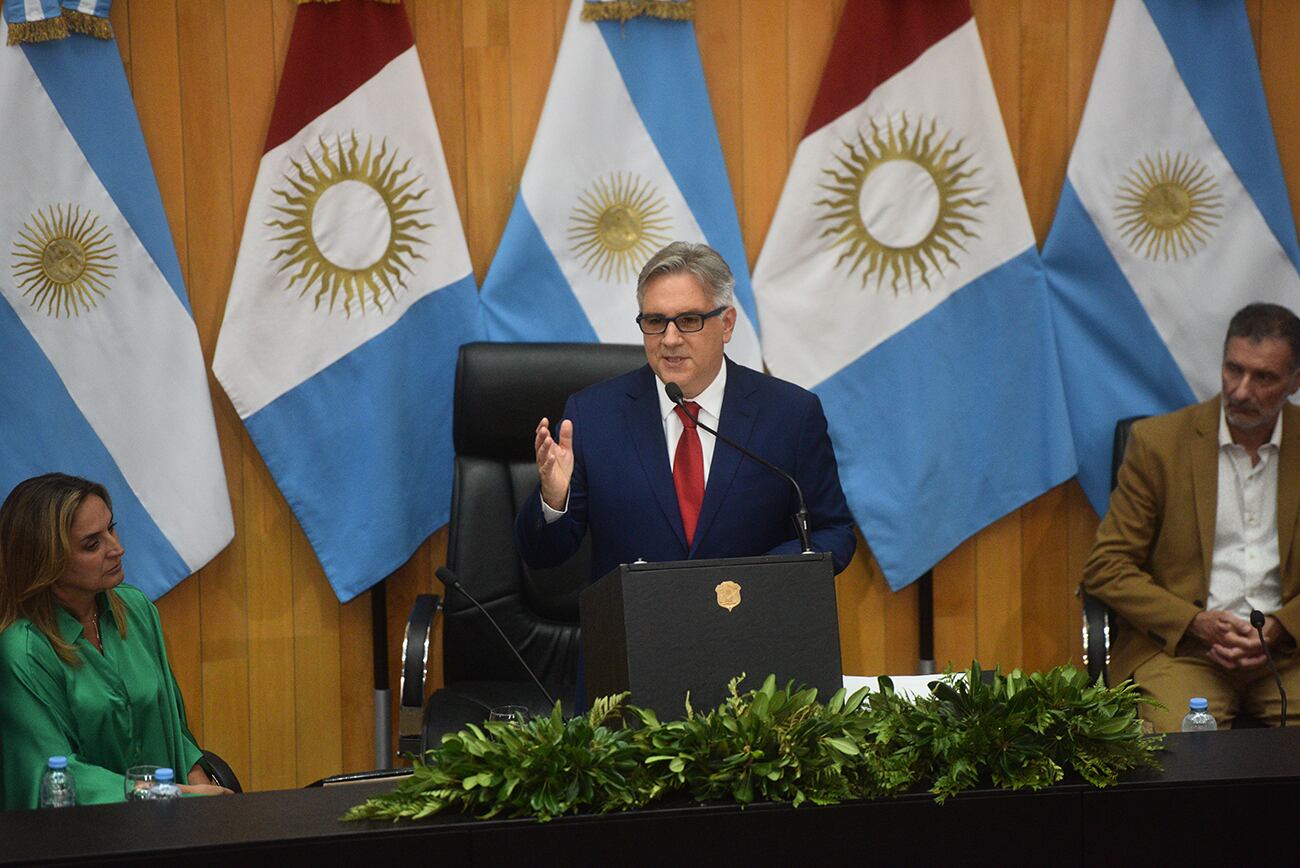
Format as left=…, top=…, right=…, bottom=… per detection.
left=657, top=359, right=728, bottom=423
left=1219, top=401, right=1283, bottom=450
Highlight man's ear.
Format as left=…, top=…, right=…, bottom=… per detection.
left=721, top=306, right=736, bottom=343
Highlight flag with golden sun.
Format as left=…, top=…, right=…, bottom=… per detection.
left=212, top=0, right=483, bottom=603
left=1, top=2, right=233, bottom=598
left=1042, top=0, right=1300, bottom=515
left=478, top=0, right=762, bottom=368
left=752, top=0, right=1076, bottom=591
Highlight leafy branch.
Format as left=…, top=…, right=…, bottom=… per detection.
left=344, top=663, right=1163, bottom=823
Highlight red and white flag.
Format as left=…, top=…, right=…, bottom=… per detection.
left=752, top=0, right=1074, bottom=590
left=213, top=0, right=483, bottom=602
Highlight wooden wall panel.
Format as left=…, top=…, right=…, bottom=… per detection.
left=290, top=531, right=342, bottom=785
left=177, top=0, right=256, bottom=787
left=785, top=0, right=842, bottom=154
left=224, top=0, right=301, bottom=794
left=1260, top=0, right=1300, bottom=216
left=94, top=0, right=1300, bottom=789
left=738, top=0, right=788, bottom=256
left=1016, top=2, right=1070, bottom=673
left=694, top=0, right=743, bottom=217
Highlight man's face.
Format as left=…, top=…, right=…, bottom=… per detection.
left=1221, top=335, right=1300, bottom=435
left=641, top=272, right=735, bottom=399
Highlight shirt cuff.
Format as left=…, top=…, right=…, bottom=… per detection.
left=541, top=490, right=569, bottom=523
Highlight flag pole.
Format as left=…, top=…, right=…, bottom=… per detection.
left=371, top=580, right=391, bottom=769
left=917, top=570, right=935, bottom=675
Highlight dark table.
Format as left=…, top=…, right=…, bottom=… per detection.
left=4, top=728, right=1299, bottom=866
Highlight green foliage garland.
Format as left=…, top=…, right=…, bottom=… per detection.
left=344, top=663, right=1162, bottom=823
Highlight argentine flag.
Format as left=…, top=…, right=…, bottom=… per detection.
left=213, top=0, right=482, bottom=602
left=753, top=0, right=1076, bottom=590
left=0, top=10, right=233, bottom=598
left=1042, top=0, right=1300, bottom=515
left=479, top=0, right=760, bottom=367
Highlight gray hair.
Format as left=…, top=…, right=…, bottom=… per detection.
left=1225, top=302, right=1300, bottom=372
left=636, top=241, right=735, bottom=308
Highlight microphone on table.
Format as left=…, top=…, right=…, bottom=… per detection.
left=1250, top=609, right=1287, bottom=727
left=436, top=566, right=557, bottom=710
left=664, top=381, right=814, bottom=555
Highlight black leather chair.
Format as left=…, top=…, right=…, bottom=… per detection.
left=1079, top=415, right=1145, bottom=685
left=199, top=750, right=242, bottom=793
left=399, top=342, right=647, bottom=755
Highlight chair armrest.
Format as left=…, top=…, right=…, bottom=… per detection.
left=199, top=750, right=242, bottom=793
left=399, top=593, right=442, bottom=758
left=1077, top=585, right=1113, bottom=686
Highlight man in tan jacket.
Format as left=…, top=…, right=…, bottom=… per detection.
left=1085, top=303, right=1300, bottom=731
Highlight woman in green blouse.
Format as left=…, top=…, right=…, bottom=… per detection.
left=0, top=473, right=232, bottom=809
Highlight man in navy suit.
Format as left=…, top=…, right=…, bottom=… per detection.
left=516, top=241, right=856, bottom=582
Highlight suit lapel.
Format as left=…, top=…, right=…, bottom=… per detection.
left=1191, top=398, right=1220, bottom=584
left=625, top=366, right=688, bottom=551
left=1278, top=403, right=1300, bottom=581
left=691, top=359, right=756, bottom=554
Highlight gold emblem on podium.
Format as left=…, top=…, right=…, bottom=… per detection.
left=715, top=581, right=741, bottom=612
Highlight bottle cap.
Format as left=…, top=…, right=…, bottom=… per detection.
left=1189, top=697, right=1208, bottom=711
left=155, top=767, right=175, bottom=782
left=47, top=756, right=68, bottom=769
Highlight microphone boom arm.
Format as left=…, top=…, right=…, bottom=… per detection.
left=437, top=566, right=557, bottom=710
left=1250, top=609, right=1287, bottom=727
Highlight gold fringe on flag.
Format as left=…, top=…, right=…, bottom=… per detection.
left=581, top=1, right=694, bottom=23
left=63, top=9, right=113, bottom=40
left=5, top=8, right=114, bottom=46
left=5, top=16, right=69, bottom=46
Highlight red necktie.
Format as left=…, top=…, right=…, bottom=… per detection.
left=673, top=402, right=704, bottom=546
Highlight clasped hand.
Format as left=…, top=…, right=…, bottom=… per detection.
left=1189, top=610, right=1281, bottom=670
left=534, top=417, right=574, bottom=511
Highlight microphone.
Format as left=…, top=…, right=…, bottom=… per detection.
left=664, top=381, right=814, bottom=554
left=1250, top=609, right=1287, bottom=727
left=436, top=567, right=557, bottom=710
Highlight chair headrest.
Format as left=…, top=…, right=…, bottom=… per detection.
left=454, top=342, right=648, bottom=461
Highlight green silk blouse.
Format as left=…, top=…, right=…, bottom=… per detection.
left=0, top=584, right=202, bottom=810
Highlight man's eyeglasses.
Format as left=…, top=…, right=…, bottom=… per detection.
left=636, top=306, right=728, bottom=335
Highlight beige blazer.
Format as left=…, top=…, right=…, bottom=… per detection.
left=1083, top=397, right=1300, bottom=680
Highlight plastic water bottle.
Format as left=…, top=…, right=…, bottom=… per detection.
left=38, top=756, right=77, bottom=807
left=150, top=767, right=182, bottom=800
left=1181, top=697, right=1217, bottom=731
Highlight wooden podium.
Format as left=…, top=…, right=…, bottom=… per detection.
left=578, top=553, right=842, bottom=716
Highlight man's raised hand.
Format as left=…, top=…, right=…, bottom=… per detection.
left=534, top=417, right=574, bottom=511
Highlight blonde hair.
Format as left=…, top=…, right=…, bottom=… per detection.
left=0, top=473, right=126, bottom=666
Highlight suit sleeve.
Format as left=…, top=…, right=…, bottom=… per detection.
left=514, top=395, right=590, bottom=569
left=764, top=393, right=857, bottom=573
left=1083, top=425, right=1202, bottom=654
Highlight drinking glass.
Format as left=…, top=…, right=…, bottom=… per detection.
left=124, top=765, right=160, bottom=801
left=488, top=705, right=528, bottom=726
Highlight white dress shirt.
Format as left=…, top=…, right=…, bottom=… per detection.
left=655, top=361, right=726, bottom=485
left=1208, top=407, right=1283, bottom=618
left=541, top=363, right=727, bottom=522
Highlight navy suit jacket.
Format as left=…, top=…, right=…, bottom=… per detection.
left=515, top=358, right=856, bottom=582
